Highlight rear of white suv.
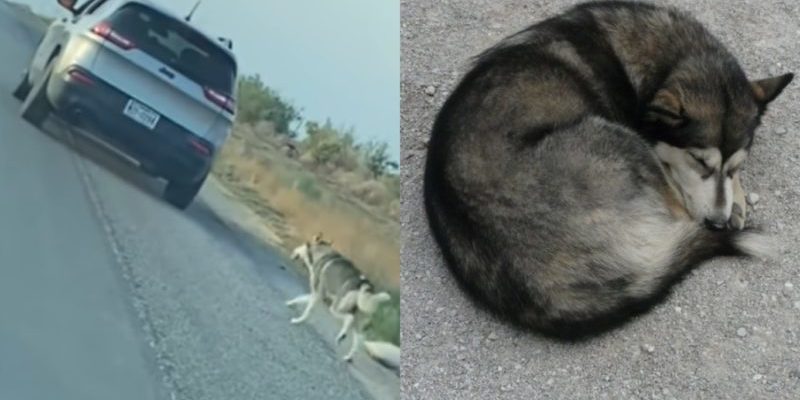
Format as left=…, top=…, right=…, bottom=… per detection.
left=13, top=0, right=238, bottom=209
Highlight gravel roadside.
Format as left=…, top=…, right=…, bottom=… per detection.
left=400, top=1, right=800, bottom=399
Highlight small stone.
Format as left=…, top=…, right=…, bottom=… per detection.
left=737, top=327, right=748, bottom=337
left=776, top=222, right=785, bottom=231
left=746, top=193, right=760, bottom=205
left=752, top=374, right=763, bottom=381
left=776, top=127, right=788, bottom=135
left=488, top=331, right=498, bottom=341
left=793, top=301, right=800, bottom=309
left=424, top=85, right=437, bottom=96
left=674, top=306, right=682, bottom=313
left=641, top=344, right=655, bottom=353
left=785, top=282, right=794, bottom=290
left=546, top=378, right=554, bottom=385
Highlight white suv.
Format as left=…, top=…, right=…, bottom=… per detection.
left=14, top=0, right=238, bottom=209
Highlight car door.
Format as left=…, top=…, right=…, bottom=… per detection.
left=27, top=0, right=104, bottom=82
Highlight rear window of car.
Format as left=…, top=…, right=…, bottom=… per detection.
left=108, top=3, right=237, bottom=96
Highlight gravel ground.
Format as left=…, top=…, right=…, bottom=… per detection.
left=400, top=1, right=800, bottom=399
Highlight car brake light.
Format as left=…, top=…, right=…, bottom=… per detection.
left=68, top=69, right=94, bottom=86
left=188, top=138, right=211, bottom=157
left=203, top=87, right=236, bottom=114
left=91, top=22, right=135, bottom=50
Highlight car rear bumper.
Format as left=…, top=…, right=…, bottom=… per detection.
left=48, top=66, right=215, bottom=184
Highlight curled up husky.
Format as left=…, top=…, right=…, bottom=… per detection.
left=286, top=235, right=395, bottom=365
left=424, top=1, right=793, bottom=339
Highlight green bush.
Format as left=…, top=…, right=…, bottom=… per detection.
left=366, top=294, right=400, bottom=345
left=237, top=74, right=302, bottom=137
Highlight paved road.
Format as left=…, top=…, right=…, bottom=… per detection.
left=401, top=0, right=800, bottom=399
left=0, top=3, right=371, bottom=399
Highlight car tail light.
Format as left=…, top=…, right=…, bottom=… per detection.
left=91, top=22, right=135, bottom=50
left=188, top=137, right=211, bottom=157
left=203, top=87, right=236, bottom=114
left=67, top=68, right=95, bottom=86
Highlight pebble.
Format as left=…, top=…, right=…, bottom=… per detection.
left=424, top=85, right=437, bottom=96
left=641, top=344, right=655, bottom=354
left=753, top=374, right=763, bottom=381
left=775, top=127, right=788, bottom=135
left=746, top=193, right=760, bottom=205
left=794, top=301, right=800, bottom=309
left=785, top=281, right=794, bottom=290
left=488, top=331, right=498, bottom=341
left=737, top=327, right=748, bottom=337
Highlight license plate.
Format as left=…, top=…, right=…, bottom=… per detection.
left=123, top=99, right=160, bottom=130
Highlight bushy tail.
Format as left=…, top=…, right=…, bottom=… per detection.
left=691, top=227, right=773, bottom=261
left=363, top=340, right=400, bottom=371
left=731, top=231, right=774, bottom=260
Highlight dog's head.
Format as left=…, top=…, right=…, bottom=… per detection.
left=642, top=57, right=793, bottom=228
left=291, top=242, right=312, bottom=263
left=292, top=234, right=336, bottom=265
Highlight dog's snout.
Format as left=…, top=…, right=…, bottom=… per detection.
left=704, top=217, right=727, bottom=231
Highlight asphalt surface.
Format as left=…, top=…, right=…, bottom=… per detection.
left=0, top=3, right=373, bottom=399
left=401, top=1, right=800, bottom=399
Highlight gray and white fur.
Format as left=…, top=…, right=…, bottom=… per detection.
left=424, top=1, right=792, bottom=339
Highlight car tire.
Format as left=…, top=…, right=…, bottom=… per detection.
left=20, top=64, right=53, bottom=127
left=12, top=71, right=31, bottom=101
left=164, top=175, right=206, bottom=210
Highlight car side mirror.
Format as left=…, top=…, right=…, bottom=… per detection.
left=57, top=0, right=77, bottom=13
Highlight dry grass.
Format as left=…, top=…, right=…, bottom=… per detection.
left=214, top=126, right=400, bottom=290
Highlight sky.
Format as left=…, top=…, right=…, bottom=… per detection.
left=20, top=0, right=400, bottom=160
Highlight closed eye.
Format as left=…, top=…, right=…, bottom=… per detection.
left=690, top=154, right=709, bottom=169
left=690, top=154, right=714, bottom=178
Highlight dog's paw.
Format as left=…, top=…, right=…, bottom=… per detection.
left=729, top=202, right=746, bottom=230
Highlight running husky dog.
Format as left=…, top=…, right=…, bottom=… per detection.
left=424, top=1, right=793, bottom=339
left=287, top=235, right=392, bottom=362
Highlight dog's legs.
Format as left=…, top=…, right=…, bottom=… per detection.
left=291, top=293, right=319, bottom=324
left=286, top=293, right=311, bottom=307
left=329, top=290, right=358, bottom=342
left=343, top=331, right=363, bottom=362
left=729, top=172, right=747, bottom=230
left=334, top=313, right=355, bottom=344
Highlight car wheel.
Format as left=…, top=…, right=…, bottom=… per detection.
left=163, top=175, right=206, bottom=210
left=20, top=64, right=54, bottom=127
left=12, top=71, right=31, bottom=101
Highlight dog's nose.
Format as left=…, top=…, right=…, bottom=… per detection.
left=704, top=217, right=727, bottom=231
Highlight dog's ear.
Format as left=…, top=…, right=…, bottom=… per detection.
left=751, top=73, right=794, bottom=107
left=645, top=87, right=685, bottom=127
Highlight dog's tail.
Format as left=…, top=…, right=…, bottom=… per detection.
left=363, top=340, right=400, bottom=372
left=677, top=226, right=774, bottom=266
